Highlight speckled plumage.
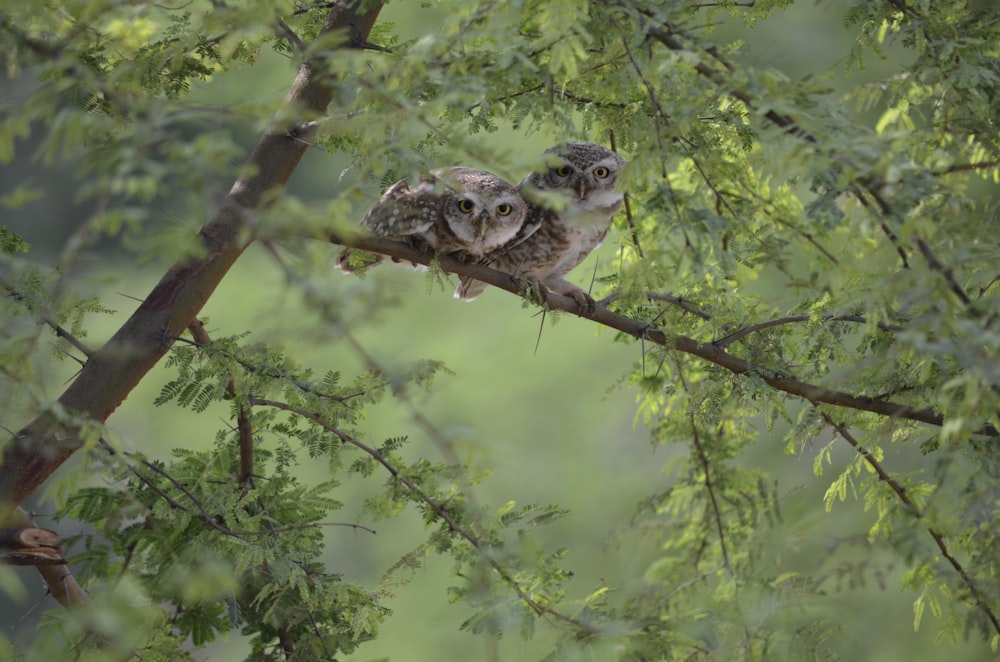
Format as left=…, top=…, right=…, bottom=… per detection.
left=337, top=167, right=528, bottom=273
left=455, top=142, right=626, bottom=306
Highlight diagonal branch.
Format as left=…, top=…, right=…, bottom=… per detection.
left=250, top=396, right=599, bottom=636
left=689, top=421, right=730, bottom=571
left=819, top=412, right=1000, bottom=637
left=0, top=1, right=384, bottom=511
left=0, top=275, right=95, bottom=359
left=0, top=3, right=385, bottom=613
left=330, top=233, right=994, bottom=436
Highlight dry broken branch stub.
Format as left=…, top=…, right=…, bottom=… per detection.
left=0, top=526, right=65, bottom=565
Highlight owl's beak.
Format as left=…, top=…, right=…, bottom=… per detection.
left=576, top=180, right=592, bottom=199
left=477, top=212, right=490, bottom=237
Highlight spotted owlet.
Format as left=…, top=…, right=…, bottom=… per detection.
left=454, top=142, right=626, bottom=308
left=336, top=167, right=529, bottom=273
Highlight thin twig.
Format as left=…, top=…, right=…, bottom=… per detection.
left=641, top=14, right=1000, bottom=307
left=0, top=276, right=94, bottom=358
left=598, top=291, right=713, bottom=320
left=934, top=160, right=1000, bottom=175
left=621, top=37, right=668, bottom=155
left=731, top=179, right=839, bottom=264
left=689, top=421, right=731, bottom=570
left=275, top=19, right=307, bottom=54
left=610, top=129, right=644, bottom=258
left=677, top=137, right=736, bottom=217
left=173, top=334, right=365, bottom=406
left=913, top=238, right=975, bottom=309
left=187, top=320, right=255, bottom=485
left=713, top=314, right=904, bottom=349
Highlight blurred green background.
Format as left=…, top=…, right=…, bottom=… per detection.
left=1, top=2, right=995, bottom=660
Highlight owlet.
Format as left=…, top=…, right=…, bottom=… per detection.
left=337, top=167, right=528, bottom=272
left=455, top=142, right=626, bottom=308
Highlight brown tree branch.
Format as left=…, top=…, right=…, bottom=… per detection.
left=0, top=525, right=61, bottom=554
left=0, top=1, right=384, bottom=511
left=329, top=233, right=994, bottom=436
left=6, top=508, right=88, bottom=607
left=0, top=4, right=384, bottom=617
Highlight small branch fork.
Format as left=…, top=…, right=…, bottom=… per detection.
left=330, top=233, right=989, bottom=436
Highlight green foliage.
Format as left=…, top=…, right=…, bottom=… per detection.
left=2, top=0, right=1000, bottom=660
left=0, top=227, right=28, bottom=255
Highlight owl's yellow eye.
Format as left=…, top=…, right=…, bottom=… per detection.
left=593, top=166, right=610, bottom=179
left=496, top=203, right=513, bottom=216
left=554, top=165, right=573, bottom=177
left=457, top=199, right=475, bottom=213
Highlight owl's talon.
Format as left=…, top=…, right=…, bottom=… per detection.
left=569, top=290, right=597, bottom=314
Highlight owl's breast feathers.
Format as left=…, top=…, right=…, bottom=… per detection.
left=561, top=189, right=624, bottom=228
left=485, top=205, right=607, bottom=279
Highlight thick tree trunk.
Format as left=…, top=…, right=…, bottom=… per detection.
left=0, top=1, right=382, bottom=511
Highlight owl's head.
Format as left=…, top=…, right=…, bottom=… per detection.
left=520, top=142, right=627, bottom=213
left=434, top=167, right=528, bottom=256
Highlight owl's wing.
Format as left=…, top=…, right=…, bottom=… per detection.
left=361, top=179, right=438, bottom=238
left=504, top=209, right=545, bottom=249
left=477, top=205, right=550, bottom=268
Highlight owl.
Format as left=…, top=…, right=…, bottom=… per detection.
left=455, top=142, right=626, bottom=308
left=337, top=167, right=528, bottom=272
